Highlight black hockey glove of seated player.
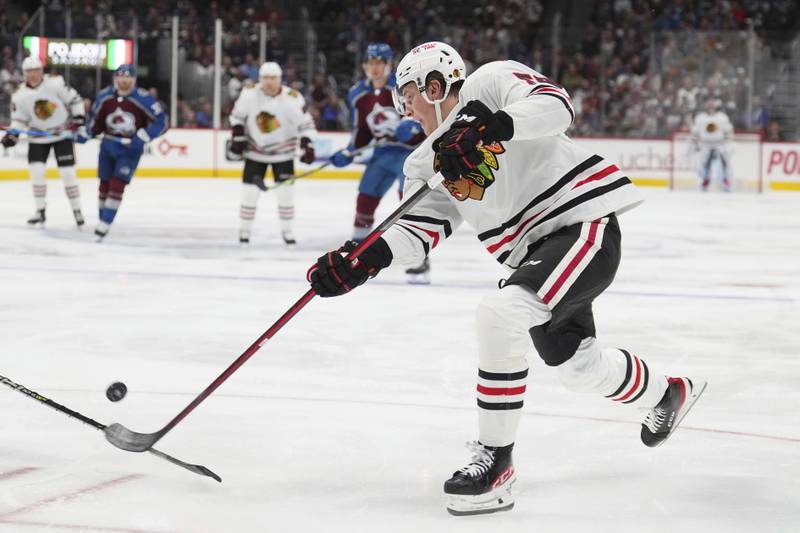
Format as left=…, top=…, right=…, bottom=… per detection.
left=230, top=125, right=247, bottom=155
left=435, top=100, right=514, bottom=181
left=307, top=238, right=393, bottom=297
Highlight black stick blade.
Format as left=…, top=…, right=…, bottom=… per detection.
left=148, top=448, right=222, bottom=483
left=105, top=422, right=161, bottom=452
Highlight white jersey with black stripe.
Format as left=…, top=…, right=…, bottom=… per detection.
left=10, top=75, right=84, bottom=144
left=382, top=60, right=644, bottom=270
left=229, top=85, right=317, bottom=163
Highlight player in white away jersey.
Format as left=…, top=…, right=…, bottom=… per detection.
left=229, top=62, right=317, bottom=245
left=307, top=42, right=707, bottom=516
left=1, top=57, right=86, bottom=226
left=691, top=98, right=734, bottom=191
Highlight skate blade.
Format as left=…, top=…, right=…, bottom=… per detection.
left=655, top=379, right=707, bottom=447
left=406, top=272, right=431, bottom=285
left=446, top=476, right=516, bottom=516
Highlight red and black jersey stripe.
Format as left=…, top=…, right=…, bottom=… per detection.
left=528, top=83, right=575, bottom=124
left=476, top=155, right=632, bottom=266
left=503, top=177, right=632, bottom=268
left=478, top=155, right=603, bottom=243
left=395, top=214, right=452, bottom=256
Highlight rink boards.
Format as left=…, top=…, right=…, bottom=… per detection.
left=1, top=129, right=799, bottom=190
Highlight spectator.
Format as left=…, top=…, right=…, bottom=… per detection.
left=241, top=53, right=259, bottom=82
left=765, top=120, right=784, bottom=142
left=195, top=98, right=213, bottom=128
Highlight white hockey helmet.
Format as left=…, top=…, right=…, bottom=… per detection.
left=392, top=41, right=466, bottom=121
left=259, top=61, right=282, bottom=78
left=22, top=56, right=43, bottom=71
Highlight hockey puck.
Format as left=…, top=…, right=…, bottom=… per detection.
left=106, top=382, right=128, bottom=402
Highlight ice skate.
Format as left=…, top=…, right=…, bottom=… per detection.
left=73, top=209, right=85, bottom=227
left=281, top=230, right=296, bottom=246
left=405, top=257, right=431, bottom=285
left=94, top=222, right=109, bottom=241
left=27, top=208, right=46, bottom=225
left=641, top=377, right=707, bottom=447
left=239, top=230, right=250, bottom=244
left=444, top=441, right=516, bottom=516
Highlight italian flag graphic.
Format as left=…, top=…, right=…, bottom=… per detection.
left=106, top=39, right=134, bottom=69
left=22, top=36, right=48, bottom=65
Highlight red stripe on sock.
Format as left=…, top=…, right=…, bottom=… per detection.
left=615, top=356, right=642, bottom=402
left=477, top=384, right=527, bottom=396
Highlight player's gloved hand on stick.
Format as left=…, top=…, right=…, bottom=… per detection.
left=74, top=127, right=91, bottom=143
left=1, top=133, right=18, bottom=148
left=230, top=125, right=247, bottom=155
left=71, top=116, right=89, bottom=144
left=299, top=137, right=315, bottom=164
left=330, top=146, right=355, bottom=168
left=434, top=100, right=514, bottom=181
left=130, top=129, right=149, bottom=151
left=395, top=119, right=423, bottom=143
left=308, top=237, right=393, bottom=297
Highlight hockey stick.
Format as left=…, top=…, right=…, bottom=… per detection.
left=0, top=372, right=221, bottom=482
left=267, top=147, right=369, bottom=191
left=0, top=128, right=126, bottom=145
left=104, top=171, right=446, bottom=453
left=1, top=127, right=60, bottom=138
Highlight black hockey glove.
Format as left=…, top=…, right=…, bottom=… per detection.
left=435, top=100, right=514, bottom=181
left=299, top=137, right=315, bottom=164
left=230, top=125, right=247, bottom=155
left=1, top=133, right=18, bottom=148
left=308, top=238, right=393, bottom=297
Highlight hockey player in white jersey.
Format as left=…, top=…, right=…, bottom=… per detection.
left=691, top=98, right=734, bottom=191
left=308, top=42, right=706, bottom=516
left=1, top=57, right=86, bottom=226
left=229, top=62, right=317, bottom=245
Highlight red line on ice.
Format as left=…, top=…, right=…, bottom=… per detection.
left=0, top=474, right=144, bottom=520
left=0, top=467, right=39, bottom=481
left=0, top=519, right=174, bottom=533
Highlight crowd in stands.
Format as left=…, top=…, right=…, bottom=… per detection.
left=557, top=0, right=798, bottom=138
left=1, top=0, right=798, bottom=140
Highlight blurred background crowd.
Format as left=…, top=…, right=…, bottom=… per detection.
left=1, top=0, right=798, bottom=140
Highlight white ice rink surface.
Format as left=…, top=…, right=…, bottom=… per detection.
left=0, top=177, right=798, bottom=533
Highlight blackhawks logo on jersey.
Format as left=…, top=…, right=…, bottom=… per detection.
left=33, top=99, right=57, bottom=120
left=437, top=142, right=505, bottom=202
left=256, top=111, right=281, bottom=133
left=706, top=122, right=718, bottom=133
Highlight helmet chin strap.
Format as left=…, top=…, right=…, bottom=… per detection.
left=421, top=85, right=450, bottom=127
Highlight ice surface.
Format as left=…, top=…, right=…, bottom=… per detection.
left=0, top=177, right=798, bottom=532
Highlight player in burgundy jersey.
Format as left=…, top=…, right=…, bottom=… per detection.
left=329, top=43, right=430, bottom=282
left=78, top=64, right=167, bottom=239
